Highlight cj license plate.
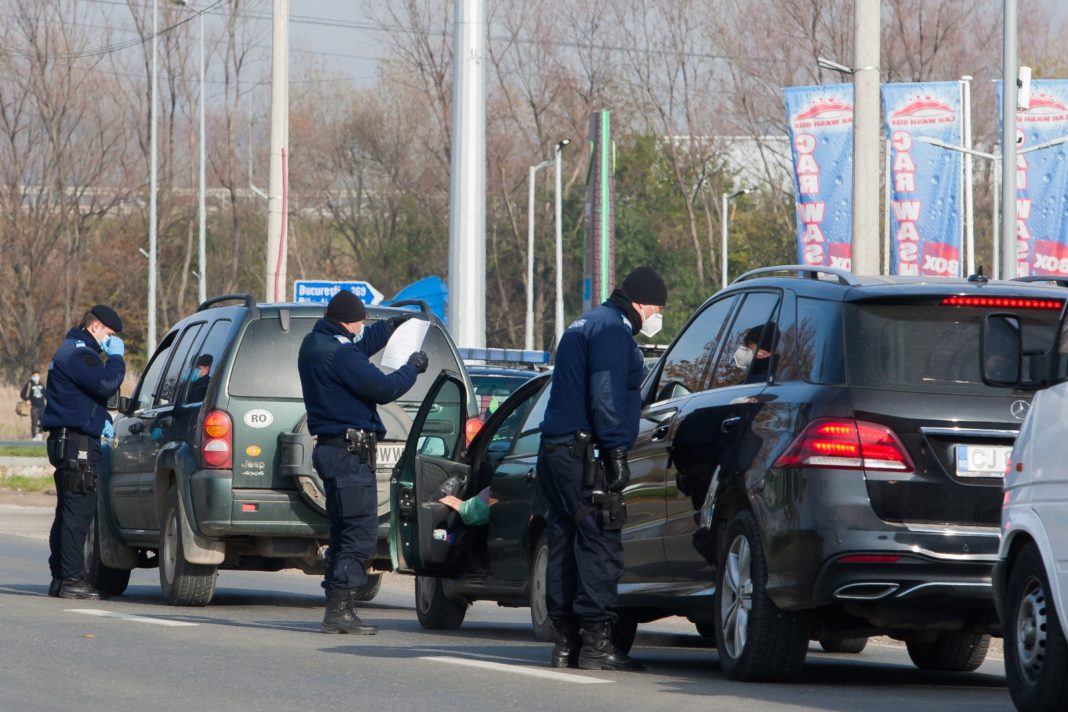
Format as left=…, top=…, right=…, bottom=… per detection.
left=954, top=445, right=1012, bottom=478
left=376, top=442, right=405, bottom=470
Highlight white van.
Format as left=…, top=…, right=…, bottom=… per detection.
left=981, top=308, right=1068, bottom=711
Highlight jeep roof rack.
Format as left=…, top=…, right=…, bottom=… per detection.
left=197, top=293, right=259, bottom=315
left=732, top=265, right=861, bottom=287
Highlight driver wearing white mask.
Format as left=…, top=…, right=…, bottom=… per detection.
left=734, top=324, right=778, bottom=382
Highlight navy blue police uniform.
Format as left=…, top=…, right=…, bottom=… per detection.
left=537, top=266, right=666, bottom=671
left=41, top=306, right=125, bottom=598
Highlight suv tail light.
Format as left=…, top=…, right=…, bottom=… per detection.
left=774, top=418, right=914, bottom=472
left=202, top=410, right=233, bottom=469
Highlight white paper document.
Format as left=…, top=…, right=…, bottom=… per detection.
left=381, top=318, right=430, bottom=371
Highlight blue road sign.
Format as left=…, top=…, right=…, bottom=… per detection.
left=293, top=280, right=384, bottom=305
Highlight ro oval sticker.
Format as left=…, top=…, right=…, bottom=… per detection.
left=243, top=409, right=274, bottom=429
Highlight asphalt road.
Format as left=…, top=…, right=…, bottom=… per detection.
left=0, top=501, right=1014, bottom=712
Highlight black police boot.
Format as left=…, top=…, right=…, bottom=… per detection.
left=577, top=620, right=645, bottom=672
left=320, top=588, right=377, bottom=635
left=550, top=618, right=582, bottom=668
left=48, top=577, right=62, bottom=598
left=57, top=579, right=102, bottom=601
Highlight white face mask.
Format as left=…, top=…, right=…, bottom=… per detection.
left=31, top=375, right=40, bottom=384
left=639, top=309, right=663, bottom=338
left=734, top=345, right=754, bottom=370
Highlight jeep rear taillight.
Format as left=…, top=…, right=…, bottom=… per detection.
left=202, top=410, right=232, bottom=469
left=774, top=418, right=914, bottom=472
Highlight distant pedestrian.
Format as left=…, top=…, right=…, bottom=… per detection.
left=41, top=305, right=126, bottom=600
left=20, top=370, right=46, bottom=441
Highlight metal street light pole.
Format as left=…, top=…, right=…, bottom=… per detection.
left=173, top=0, right=207, bottom=304
left=265, top=0, right=290, bottom=303
left=851, top=0, right=881, bottom=275
left=525, top=156, right=554, bottom=352
left=721, top=188, right=754, bottom=289
left=1001, top=0, right=1018, bottom=279
left=554, top=138, right=570, bottom=345
left=148, top=0, right=158, bottom=353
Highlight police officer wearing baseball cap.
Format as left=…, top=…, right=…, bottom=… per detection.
left=41, top=304, right=126, bottom=599
left=297, top=290, right=429, bottom=634
left=538, top=266, right=667, bottom=671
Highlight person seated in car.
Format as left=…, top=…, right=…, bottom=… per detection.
left=186, top=354, right=213, bottom=403
left=734, top=324, right=779, bottom=383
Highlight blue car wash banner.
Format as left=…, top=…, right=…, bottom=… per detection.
left=998, top=79, right=1068, bottom=277
left=784, top=84, right=854, bottom=269
left=882, top=82, right=964, bottom=277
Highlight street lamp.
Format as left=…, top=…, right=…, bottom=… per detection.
left=173, top=0, right=207, bottom=304
left=721, top=187, right=754, bottom=288
left=554, top=138, right=570, bottom=346
left=148, top=0, right=158, bottom=354
left=524, top=138, right=569, bottom=352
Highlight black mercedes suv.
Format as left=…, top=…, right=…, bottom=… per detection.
left=391, top=266, right=1064, bottom=682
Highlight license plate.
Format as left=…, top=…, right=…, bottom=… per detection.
left=376, top=442, right=405, bottom=470
left=954, top=445, right=1012, bottom=478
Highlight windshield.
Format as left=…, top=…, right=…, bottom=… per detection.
left=845, top=303, right=1059, bottom=395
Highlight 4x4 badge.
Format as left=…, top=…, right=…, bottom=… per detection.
left=1010, top=400, right=1031, bottom=420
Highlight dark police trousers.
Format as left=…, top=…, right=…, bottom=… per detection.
left=313, top=444, right=376, bottom=590
left=537, top=440, right=624, bottom=623
left=46, top=432, right=100, bottom=581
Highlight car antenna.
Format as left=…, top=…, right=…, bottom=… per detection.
left=967, top=265, right=988, bottom=284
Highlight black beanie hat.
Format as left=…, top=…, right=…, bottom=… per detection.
left=620, top=266, right=667, bottom=306
left=325, top=290, right=367, bottom=323
left=90, top=304, right=124, bottom=333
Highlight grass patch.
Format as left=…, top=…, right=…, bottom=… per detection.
left=0, top=445, right=47, bottom=457
left=0, top=473, right=53, bottom=493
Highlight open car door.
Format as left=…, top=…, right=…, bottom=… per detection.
left=390, top=371, right=473, bottom=576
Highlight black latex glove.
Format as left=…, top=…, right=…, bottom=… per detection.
left=603, top=447, right=631, bottom=491
left=388, top=313, right=414, bottom=331
left=407, top=351, right=429, bottom=374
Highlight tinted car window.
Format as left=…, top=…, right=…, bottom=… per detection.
left=157, top=323, right=204, bottom=407
left=654, top=296, right=736, bottom=401
left=510, top=384, right=551, bottom=458
left=793, top=297, right=845, bottom=385
left=134, top=331, right=177, bottom=412
left=846, top=303, right=1059, bottom=394
left=710, top=292, right=782, bottom=388
left=182, top=319, right=232, bottom=405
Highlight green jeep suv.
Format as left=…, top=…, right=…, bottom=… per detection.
left=88, top=294, right=474, bottom=606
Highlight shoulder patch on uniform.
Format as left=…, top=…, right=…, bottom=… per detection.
left=334, top=335, right=352, bottom=345
left=568, top=319, right=587, bottom=330
left=78, top=352, right=102, bottom=368
left=75, top=340, right=86, bottom=348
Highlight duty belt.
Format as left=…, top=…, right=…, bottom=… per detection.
left=316, top=430, right=377, bottom=449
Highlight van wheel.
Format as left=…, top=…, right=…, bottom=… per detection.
left=351, top=573, right=382, bottom=602
left=819, top=637, right=868, bottom=654
left=159, top=485, right=218, bottom=606
left=84, top=515, right=131, bottom=596
left=530, top=532, right=554, bottom=642
left=906, top=632, right=990, bottom=672
left=715, top=510, right=810, bottom=682
left=415, top=575, right=467, bottom=630
left=1004, top=543, right=1068, bottom=709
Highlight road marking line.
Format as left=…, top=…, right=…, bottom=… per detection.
left=418, top=656, right=611, bottom=684
left=65, top=608, right=199, bottom=627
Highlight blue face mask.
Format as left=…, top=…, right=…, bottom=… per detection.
left=353, top=330, right=364, bottom=344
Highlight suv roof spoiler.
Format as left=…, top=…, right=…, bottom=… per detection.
left=386, top=299, right=431, bottom=315
left=197, top=293, right=259, bottom=315
left=732, top=265, right=861, bottom=286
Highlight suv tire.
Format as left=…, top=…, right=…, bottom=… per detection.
left=351, top=573, right=382, bottom=602
left=84, top=515, right=131, bottom=596
left=906, top=632, right=990, bottom=672
left=715, top=510, right=810, bottom=682
left=819, top=638, right=868, bottom=654
left=160, top=485, right=218, bottom=606
left=415, top=575, right=467, bottom=630
left=1004, top=543, right=1068, bottom=709
left=530, top=532, right=554, bottom=642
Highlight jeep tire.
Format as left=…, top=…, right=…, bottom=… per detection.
left=415, top=575, right=467, bottom=630
left=160, top=485, right=218, bottom=606
left=84, top=515, right=131, bottom=596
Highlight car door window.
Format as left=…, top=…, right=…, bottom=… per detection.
left=182, top=319, right=232, bottom=405
left=132, top=332, right=177, bottom=413
left=653, top=296, right=737, bottom=401
left=416, top=377, right=464, bottom=460
left=710, top=292, right=782, bottom=388
left=508, top=384, right=551, bottom=458
left=155, top=323, right=204, bottom=407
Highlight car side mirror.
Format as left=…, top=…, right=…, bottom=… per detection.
left=980, top=314, right=1035, bottom=387
left=108, top=394, right=131, bottom=413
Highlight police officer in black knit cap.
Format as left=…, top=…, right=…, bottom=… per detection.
left=538, top=266, right=667, bottom=671
left=41, top=305, right=126, bottom=599
left=298, top=290, right=429, bottom=634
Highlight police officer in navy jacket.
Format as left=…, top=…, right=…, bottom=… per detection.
left=41, top=305, right=126, bottom=599
left=297, top=290, right=428, bottom=634
left=538, top=266, right=667, bottom=671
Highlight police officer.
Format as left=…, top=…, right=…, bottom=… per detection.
left=297, top=290, right=428, bottom=634
left=538, top=266, right=666, bottom=671
left=41, top=305, right=126, bottom=599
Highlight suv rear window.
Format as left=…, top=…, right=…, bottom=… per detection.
left=845, top=303, right=1059, bottom=394
left=228, top=316, right=460, bottom=402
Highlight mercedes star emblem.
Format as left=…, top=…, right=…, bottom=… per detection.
left=1010, top=400, right=1031, bottom=420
